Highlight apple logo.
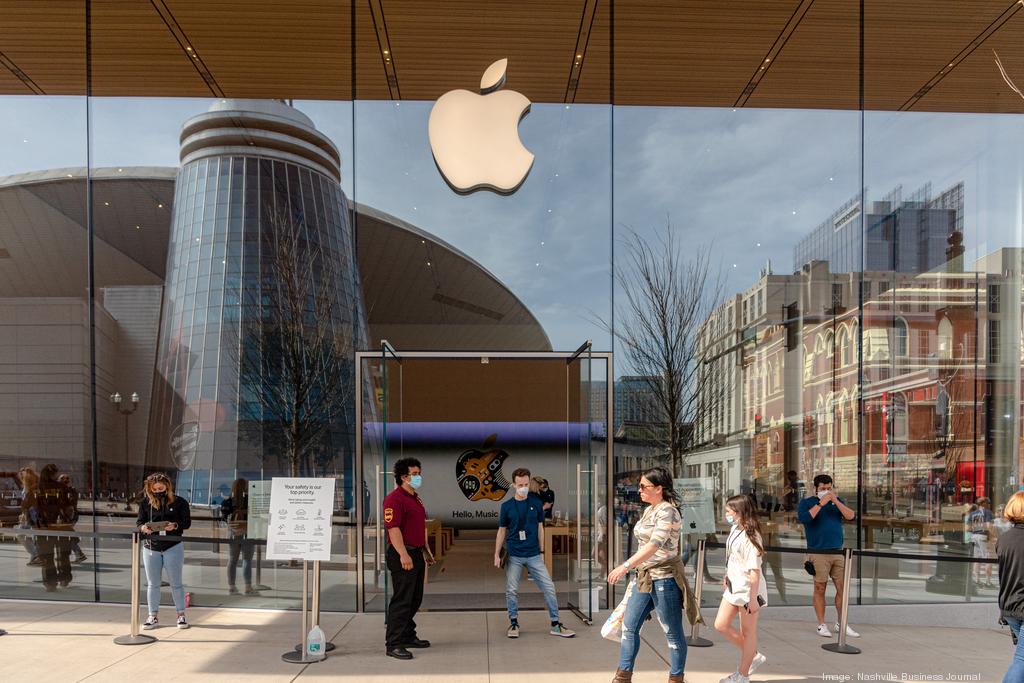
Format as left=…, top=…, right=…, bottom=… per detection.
left=428, top=58, right=534, bottom=194
left=455, top=433, right=512, bottom=502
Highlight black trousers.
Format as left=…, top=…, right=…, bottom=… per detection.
left=385, top=544, right=425, bottom=648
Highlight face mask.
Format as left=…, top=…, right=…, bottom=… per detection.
left=155, top=490, right=168, bottom=498
left=725, top=514, right=736, bottom=525
left=516, top=486, right=530, bottom=497
left=409, top=474, right=423, bottom=489
left=817, top=490, right=829, bottom=500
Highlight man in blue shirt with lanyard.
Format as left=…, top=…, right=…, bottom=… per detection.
left=495, top=467, right=575, bottom=639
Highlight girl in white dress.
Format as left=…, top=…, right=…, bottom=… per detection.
left=714, top=494, right=768, bottom=683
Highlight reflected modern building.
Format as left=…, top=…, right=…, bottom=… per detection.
left=146, top=99, right=368, bottom=503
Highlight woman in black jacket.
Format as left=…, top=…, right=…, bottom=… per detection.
left=221, top=477, right=256, bottom=595
left=998, top=491, right=1024, bottom=683
left=136, top=472, right=192, bottom=630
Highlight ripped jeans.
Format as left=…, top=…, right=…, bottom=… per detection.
left=618, top=577, right=687, bottom=676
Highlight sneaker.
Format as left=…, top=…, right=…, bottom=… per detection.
left=720, top=673, right=742, bottom=683
left=26, top=558, right=43, bottom=566
left=549, top=623, right=575, bottom=638
left=143, top=614, right=159, bottom=630
left=835, top=622, right=859, bottom=638
left=244, top=586, right=260, bottom=595
left=816, top=623, right=831, bottom=637
left=176, top=614, right=189, bottom=629
left=228, top=586, right=240, bottom=595
left=507, top=623, right=519, bottom=638
left=748, top=651, right=767, bottom=675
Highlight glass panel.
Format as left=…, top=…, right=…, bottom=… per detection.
left=566, top=347, right=596, bottom=619
left=860, top=0, right=1022, bottom=605
left=360, top=354, right=387, bottom=612
left=0, top=93, right=90, bottom=601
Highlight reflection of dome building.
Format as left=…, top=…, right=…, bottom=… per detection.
left=0, top=137, right=549, bottom=501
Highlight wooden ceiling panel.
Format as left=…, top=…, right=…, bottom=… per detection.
left=90, top=0, right=207, bottom=97
left=167, top=0, right=351, bottom=100
left=863, top=0, right=1016, bottom=111
left=355, top=0, right=390, bottom=100
left=378, top=0, right=583, bottom=103
left=612, top=1, right=799, bottom=107
left=914, top=12, right=1024, bottom=114
left=0, top=0, right=84, bottom=95
left=747, top=0, right=859, bottom=110
left=574, top=0, right=611, bottom=104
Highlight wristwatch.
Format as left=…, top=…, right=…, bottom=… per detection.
left=622, top=560, right=632, bottom=569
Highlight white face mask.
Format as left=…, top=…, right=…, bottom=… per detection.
left=516, top=486, right=530, bottom=497
left=817, top=489, right=830, bottom=499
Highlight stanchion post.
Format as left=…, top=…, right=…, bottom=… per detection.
left=685, top=538, right=713, bottom=647
left=295, top=559, right=336, bottom=654
left=822, top=548, right=860, bottom=655
left=254, top=542, right=271, bottom=591
left=283, top=560, right=311, bottom=663
left=114, top=532, right=157, bottom=645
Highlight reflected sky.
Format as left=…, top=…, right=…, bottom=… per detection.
left=0, top=96, right=1022, bottom=367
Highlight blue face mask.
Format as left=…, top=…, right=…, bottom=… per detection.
left=409, top=474, right=423, bottom=489
left=725, top=514, right=736, bottom=526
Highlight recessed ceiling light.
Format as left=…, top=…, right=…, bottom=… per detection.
left=158, top=203, right=163, bottom=208
left=117, top=168, right=123, bottom=172
left=426, top=261, right=431, bottom=267
left=135, top=225, right=141, bottom=230
left=186, top=46, right=193, bottom=52
left=383, top=50, right=389, bottom=55
left=22, top=139, right=27, bottom=143
left=104, top=201, right=109, bottom=206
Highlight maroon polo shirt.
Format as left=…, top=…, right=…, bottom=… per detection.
left=383, top=486, right=427, bottom=548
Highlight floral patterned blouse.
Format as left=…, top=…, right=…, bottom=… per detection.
left=634, top=501, right=682, bottom=579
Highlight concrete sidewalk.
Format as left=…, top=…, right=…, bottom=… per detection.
left=0, top=600, right=1011, bottom=682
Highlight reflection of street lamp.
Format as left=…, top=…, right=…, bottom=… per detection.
left=110, top=392, right=140, bottom=493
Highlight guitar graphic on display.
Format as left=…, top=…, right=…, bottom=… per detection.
left=456, top=433, right=512, bottom=502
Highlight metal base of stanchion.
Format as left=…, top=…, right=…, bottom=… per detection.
left=114, top=634, right=157, bottom=646
left=294, top=641, right=336, bottom=653
left=822, top=642, right=861, bottom=654
left=685, top=635, right=713, bottom=647
left=282, top=650, right=324, bottom=664
left=0, top=629, right=7, bottom=636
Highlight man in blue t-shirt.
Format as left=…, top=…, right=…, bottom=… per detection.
left=495, top=467, right=575, bottom=640
left=798, top=473, right=859, bottom=639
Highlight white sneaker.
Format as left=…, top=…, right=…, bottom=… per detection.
left=507, top=623, right=519, bottom=638
left=176, top=614, right=190, bottom=629
left=748, top=651, right=767, bottom=675
left=143, top=614, right=159, bottom=630
left=720, top=673, right=741, bottom=683
left=816, top=623, right=831, bottom=637
left=835, top=622, right=859, bottom=638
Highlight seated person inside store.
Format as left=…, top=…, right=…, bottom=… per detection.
left=495, top=468, right=575, bottom=639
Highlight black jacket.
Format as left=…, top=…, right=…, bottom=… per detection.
left=136, top=495, right=192, bottom=551
left=998, top=524, right=1024, bottom=619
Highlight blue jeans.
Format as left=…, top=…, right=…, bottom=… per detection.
left=618, top=578, right=688, bottom=676
left=505, top=554, right=560, bottom=622
left=1004, top=617, right=1024, bottom=683
left=143, top=542, right=185, bottom=614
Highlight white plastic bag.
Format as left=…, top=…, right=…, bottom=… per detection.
left=601, top=579, right=635, bottom=642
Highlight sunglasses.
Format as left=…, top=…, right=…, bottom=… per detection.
left=146, top=474, right=170, bottom=483
left=638, top=483, right=659, bottom=491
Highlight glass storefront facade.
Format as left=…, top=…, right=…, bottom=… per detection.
left=0, top=2, right=1017, bottom=613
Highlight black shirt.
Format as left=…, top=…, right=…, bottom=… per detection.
left=538, top=489, right=555, bottom=520
left=135, top=496, right=192, bottom=551
left=998, top=524, right=1024, bottom=619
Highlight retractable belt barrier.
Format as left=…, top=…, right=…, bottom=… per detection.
left=690, top=541, right=998, bottom=656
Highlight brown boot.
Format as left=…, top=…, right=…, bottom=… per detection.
left=668, top=674, right=685, bottom=683
left=612, top=669, right=632, bottom=683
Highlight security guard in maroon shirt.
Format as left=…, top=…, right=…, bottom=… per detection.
left=383, top=457, right=435, bottom=660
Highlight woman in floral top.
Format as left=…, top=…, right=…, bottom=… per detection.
left=606, top=466, right=687, bottom=683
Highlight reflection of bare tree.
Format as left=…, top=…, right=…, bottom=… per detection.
left=598, top=224, right=724, bottom=474
left=231, top=208, right=353, bottom=478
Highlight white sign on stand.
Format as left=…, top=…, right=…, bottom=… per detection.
left=674, top=477, right=716, bottom=535
left=265, top=477, right=336, bottom=561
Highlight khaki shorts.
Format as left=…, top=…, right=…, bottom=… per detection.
left=808, top=552, right=845, bottom=583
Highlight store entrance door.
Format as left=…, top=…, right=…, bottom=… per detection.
left=355, top=344, right=611, bottom=623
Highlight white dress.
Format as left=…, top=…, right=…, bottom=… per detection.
left=723, top=525, right=769, bottom=609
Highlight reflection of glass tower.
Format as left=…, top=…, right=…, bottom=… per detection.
left=147, top=100, right=367, bottom=504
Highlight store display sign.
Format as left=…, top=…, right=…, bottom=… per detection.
left=265, top=477, right=335, bottom=561
left=674, top=477, right=716, bottom=534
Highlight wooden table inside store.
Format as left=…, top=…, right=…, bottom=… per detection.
left=543, top=522, right=573, bottom=574
left=425, top=518, right=442, bottom=559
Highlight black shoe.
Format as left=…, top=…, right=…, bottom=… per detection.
left=386, top=647, right=413, bottom=660
left=403, top=638, right=430, bottom=648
